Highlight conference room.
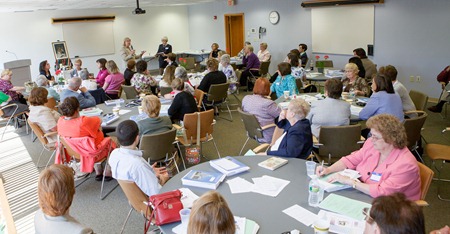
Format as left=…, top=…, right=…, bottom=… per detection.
left=1, top=0, right=450, bottom=233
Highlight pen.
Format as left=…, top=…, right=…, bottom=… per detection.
left=320, top=160, right=324, bottom=175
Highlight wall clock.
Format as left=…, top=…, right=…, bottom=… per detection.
left=269, top=11, right=280, bottom=25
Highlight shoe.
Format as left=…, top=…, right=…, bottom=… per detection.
left=95, top=174, right=103, bottom=181
left=74, top=172, right=89, bottom=181
left=427, top=105, right=442, bottom=113
left=104, top=176, right=113, bottom=182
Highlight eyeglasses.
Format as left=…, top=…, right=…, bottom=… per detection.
left=362, top=207, right=374, bottom=222
left=369, top=131, right=383, bottom=141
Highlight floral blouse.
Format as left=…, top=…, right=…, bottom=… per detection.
left=0, top=79, right=18, bottom=101
left=131, top=73, right=157, bottom=94
left=291, top=66, right=305, bottom=79
left=342, top=76, right=370, bottom=97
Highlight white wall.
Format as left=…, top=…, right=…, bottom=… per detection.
left=0, top=6, right=190, bottom=80
left=188, top=0, right=450, bottom=98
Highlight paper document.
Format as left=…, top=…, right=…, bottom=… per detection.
left=319, top=194, right=371, bottom=221
left=350, top=105, right=363, bottom=116
left=252, top=175, right=290, bottom=197
left=179, top=188, right=199, bottom=208
left=317, top=210, right=365, bottom=234
left=214, top=158, right=240, bottom=170
left=283, top=204, right=319, bottom=226
left=226, top=177, right=254, bottom=194
left=118, top=110, right=131, bottom=115
left=234, top=216, right=246, bottom=234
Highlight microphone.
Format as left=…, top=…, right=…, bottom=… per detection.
left=130, top=45, right=134, bottom=50
left=5, top=50, right=18, bottom=60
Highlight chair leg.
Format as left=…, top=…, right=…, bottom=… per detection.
left=100, top=163, right=119, bottom=200
left=433, top=160, right=450, bottom=201
left=36, top=147, right=45, bottom=167
left=120, top=207, right=134, bottom=234
left=239, top=137, right=250, bottom=156
left=45, top=150, right=56, bottom=168
left=176, top=142, right=187, bottom=170
left=212, top=138, right=221, bottom=158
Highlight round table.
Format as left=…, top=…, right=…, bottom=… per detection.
left=159, top=156, right=372, bottom=234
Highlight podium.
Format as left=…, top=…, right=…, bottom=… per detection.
left=3, top=59, right=32, bottom=87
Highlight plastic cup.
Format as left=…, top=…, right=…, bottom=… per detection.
left=112, top=107, right=120, bottom=116
left=284, top=91, right=290, bottom=99
left=306, top=161, right=316, bottom=177
left=313, top=219, right=330, bottom=234
left=179, top=208, right=191, bottom=225
left=138, top=106, right=143, bottom=114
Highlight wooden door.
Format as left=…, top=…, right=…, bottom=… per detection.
left=224, top=14, right=244, bottom=56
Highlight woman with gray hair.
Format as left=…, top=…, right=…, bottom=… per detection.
left=35, top=75, right=60, bottom=101
left=174, top=66, right=195, bottom=95
left=219, top=54, right=237, bottom=80
left=264, top=98, right=313, bottom=159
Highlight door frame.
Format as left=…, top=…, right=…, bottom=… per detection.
left=224, top=13, right=245, bottom=56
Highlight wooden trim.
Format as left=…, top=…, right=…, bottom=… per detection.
left=52, top=15, right=115, bottom=24
left=0, top=178, right=17, bottom=234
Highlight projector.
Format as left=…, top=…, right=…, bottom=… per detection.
left=132, top=8, right=146, bottom=14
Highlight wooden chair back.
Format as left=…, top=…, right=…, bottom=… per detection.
left=59, top=136, right=82, bottom=162
left=44, top=97, right=58, bottom=111
left=183, top=109, right=214, bottom=143
left=193, top=89, right=204, bottom=111
left=117, top=180, right=150, bottom=218
left=28, top=120, right=50, bottom=146
left=409, top=90, right=428, bottom=111
left=139, top=129, right=176, bottom=164
left=417, top=162, right=434, bottom=200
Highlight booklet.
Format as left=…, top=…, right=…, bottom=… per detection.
left=181, top=170, right=226, bottom=190
left=258, top=157, right=288, bottom=171
left=209, top=156, right=250, bottom=176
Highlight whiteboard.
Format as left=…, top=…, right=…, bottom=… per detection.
left=62, top=21, right=115, bottom=57
left=311, top=5, right=374, bottom=55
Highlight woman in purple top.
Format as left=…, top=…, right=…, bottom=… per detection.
left=95, top=58, right=109, bottom=87
left=103, top=60, right=125, bottom=99
left=239, top=45, right=260, bottom=90
left=242, top=77, right=281, bottom=143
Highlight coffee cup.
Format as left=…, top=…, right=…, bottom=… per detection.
left=112, top=107, right=120, bottom=116
left=179, top=208, right=191, bottom=225
left=313, top=219, right=330, bottom=234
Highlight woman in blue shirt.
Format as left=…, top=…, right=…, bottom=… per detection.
left=270, top=62, right=299, bottom=98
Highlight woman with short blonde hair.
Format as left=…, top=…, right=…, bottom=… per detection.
left=35, top=164, right=93, bottom=233
left=138, top=95, right=172, bottom=136
left=197, top=58, right=227, bottom=94
left=120, top=37, right=145, bottom=63
left=341, top=62, right=370, bottom=96
left=257, top=42, right=271, bottom=62
left=103, top=60, right=124, bottom=99
left=187, top=191, right=235, bottom=234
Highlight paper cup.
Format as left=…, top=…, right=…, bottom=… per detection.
left=306, top=161, right=316, bottom=177
left=179, top=208, right=191, bottom=225
left=314, top=219, right=330, bottom=234
left=138, top=106, right=143, bottom=114
left=112, top=107, right=120, bottom=116
left=284, top=91, right=290, bottom=99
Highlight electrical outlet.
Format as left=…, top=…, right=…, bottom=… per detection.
left=416, top=76, right=421, bottom=83
left=410, top=76, right=415, bottom=82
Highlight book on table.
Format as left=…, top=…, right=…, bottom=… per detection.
left=79, top=107, right=102, bottom=116
left=181, top=170, right=226, bottom=189
left=258, top=157, right=288, bottom=171
left=104, top=98, right=125, bottom=106
left=209, top=156, right=250, bottom=176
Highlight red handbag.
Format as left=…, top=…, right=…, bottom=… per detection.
left=148, top=189, right=184, bottom=226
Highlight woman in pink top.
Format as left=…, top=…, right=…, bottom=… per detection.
left=103, top=60, right=124, bottom=99
left=95, top=58, right=109, bottom=87
left=316, top=114, right=421, bottom=201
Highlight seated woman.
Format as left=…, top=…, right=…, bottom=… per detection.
left=138, top=95, right=172, bottom=136
left=257, top=42, right=271, bottom=62
left=39, top=60, right=54, bottom=81
left=35, top=75, right=60, bottom=101
left=164, top=53, right=178, bottom=67
left=219, top=54, right=237, bottom=80
left=273, top=52, right=304, bottom=83
left=341, top=63, right=370, bottom=97
left=174, top=66, right=195, bottom=95
left=103, top=60, right=125, bottom=99
left=317, top=114, right=421, bottom=200
left=159, top=65, right=176, bottom=88
left=0, top=69, right=27, bottom=105
left=57, top=97, right=116, bottom=179
left=123, top=59, right=136, bottom=86
left=35, top=164, right=94, bottom=234
left=131, top=60, right=157, bottom=95
left=197, top=58, right=227, bottom=93
left=95, top=58, right=109, bottom=87
left=28, top=87, right=60, bottom=143
left=188, top=191, right=235, bottom=234
left=364, top=193, right=425, bottom=234
left=0, top=91, right=28, bottom=118
left=264, top=98, right=313, bottom=159
left=70, top=59, right=90, bottom=79
left=348, top=56, right=366, bottom=79
left=209, top=43, right=222, bottom=59
left=307, top=78, right=350, bottom=138
left=167, top=78, right=197, bottom=122
left=359, top=74, right=404, bottom=121
left=270, top=62, right=299, bottom=98
left=242, top=78, right=281, bottom=143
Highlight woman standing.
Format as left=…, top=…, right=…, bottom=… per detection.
left=103, top=60, right=125, bottom=99
left=95, top=58, right=109, bottom=87
left=341, top=63, right=370, bottom=96
left=156, top=36, right=172, bottom=75
left=120, top=37, right=145, bottom=63
left=39, top=60, right=54, bottom=81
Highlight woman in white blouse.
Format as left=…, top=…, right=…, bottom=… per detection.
left=28, top=87, right=60, bottom=143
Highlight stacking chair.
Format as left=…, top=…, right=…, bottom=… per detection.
left=425, top=128, right=450, bottom=201
left=238, top=108, right=275, bottom=155
left=27, top=120, right=57, bottom=168
left=139, top=128, right=185, bottom=172
left=403, top=111, right=428, bottom=162
left=121, top=85, right=139, bottom=99
left=159, top=87, right=173, bottom=96
left=44, top=96, right=58, bottom=111
left=203, top=83, right=232, bottom=121
left=248, top=61, right=270, bottom=87
left=117, top=180, right=151, bottom=234
left=58, top=136, right=118, bottom=200
left=313, top=124, right=364, bottom=165
left=175, top=109, right=221, bottom=159
left=416, top=162, right=434, bottom=206
left=193, top=89, right=205, bottom=111
left=0, top=103, right=28, bottom=141
left=409, top=90, right=428, bottom=111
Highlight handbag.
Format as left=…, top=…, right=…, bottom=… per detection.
left=185, top=112, right=201, bottom=164
left=145, top=189, right=183, bottom=231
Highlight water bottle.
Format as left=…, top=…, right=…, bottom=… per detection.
left=349, top=88, right=356, bottom=101
left=310, top=59, right=314, bottom=71
left=308, top=175, right=323, bottom=207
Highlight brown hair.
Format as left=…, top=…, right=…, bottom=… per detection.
left=366, top=114, right=407, bottom=148
left=142, top=95, right=161, bottom=118
left=206, top=58, right=219, bottom=71
left=74, top=58, right=82, bottom=66
left=127, top=59, right=136, bottom=70
left=278, top=62, right=292, bottom=76
left=373, top=74, right=395, bottom=93
left=171, top=78, right=184, bottom=91
left=106, top=60, right=120, bottom=74
left=368, top=193, right=425, bottom=234
left=187, top=191, right=235, bottom=234
left=288, top=53, right=299, bottom=67
left=167, top=53, right=176, bottom=62
left=29, top=87, right=48, bottom=106
left=96, top=58, right=107, bottom=69
left=60, top=97, right=80, bottom=117
left=136, top=60, right=147, bottom=73
left=353, top=48, right=367, bottom=59
left=38, top=164, right=75, bottom=216
left=163, top=65, right=176, bottom=86
left=325, top=78, right=343, bottom=99
left=379, top=65, right=398, bottom=82
left=253, top=77, right=271, bottom=96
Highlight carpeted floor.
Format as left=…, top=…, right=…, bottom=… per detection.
left=2, top=91, right=450, bottom=233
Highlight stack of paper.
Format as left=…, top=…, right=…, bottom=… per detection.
left=178, top=188, right=199, bottom=208
left=226, top=177, right=255, bottom=194
left=283, top=204, right=319, bottom=226
left=104, top=99, right=125, bottom=106
left=317, top=210, right=366, bottom=234
left=209, top=156, right=250, bottom=176
left=129, top=113, right=148, bottom=123
left=79, top=107, right=102, bottom=116
left=316, top=170, right=360, bottom=192
left=181, top=170, right=226, bottom=189
left=318, top=194, right=371, bottom=221
left=172, top=216, right=259, bottom=234
left=252, top=175, right=290, bottom=197
left=350, top=105, right=363, bottom=116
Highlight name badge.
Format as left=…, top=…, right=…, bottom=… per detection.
left=370, top=172, right=382, bottom=182
left=165, top=47, right=169, bottom=50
